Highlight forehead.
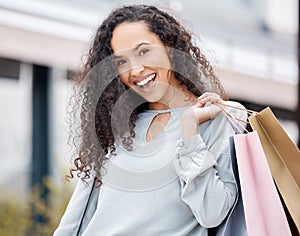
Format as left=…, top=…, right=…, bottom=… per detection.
left=110, top=22, right=163, bottom=54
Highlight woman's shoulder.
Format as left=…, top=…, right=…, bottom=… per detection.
left=220, top=101, right=248, bottom=122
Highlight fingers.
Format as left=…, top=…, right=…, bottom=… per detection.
left=196, top=92, right=222, bottom=119
left=198, top=92, right=222, bottom=105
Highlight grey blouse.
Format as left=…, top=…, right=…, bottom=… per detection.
left=54, top=101, right=247, bottom=236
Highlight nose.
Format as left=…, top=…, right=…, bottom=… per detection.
left=130, top=59, right=144, bottom=76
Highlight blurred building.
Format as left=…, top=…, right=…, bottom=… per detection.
left=0, top=0, right=298, bottom=192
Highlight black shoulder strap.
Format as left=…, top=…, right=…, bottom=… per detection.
left=76, top=177, right=97, bottom=236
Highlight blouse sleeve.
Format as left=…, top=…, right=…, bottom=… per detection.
left=172, top=103, right=247, bottom=228
left=53, top=176, right=97, bottom=236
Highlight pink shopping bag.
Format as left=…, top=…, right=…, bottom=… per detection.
left=233, top=131, right=291, bottom=236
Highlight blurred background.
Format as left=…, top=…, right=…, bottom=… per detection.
left=0, top=0, right=298, bottom=235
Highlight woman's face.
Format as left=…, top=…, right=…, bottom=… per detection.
left=110, top=21, right=175, bottom=106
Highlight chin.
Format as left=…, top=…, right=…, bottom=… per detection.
left=142, top=97, right=158, bottom=103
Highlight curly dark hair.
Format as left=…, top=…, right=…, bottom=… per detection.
left=67, top=4, right=227, bottom=183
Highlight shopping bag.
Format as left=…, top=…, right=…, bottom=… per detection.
left=249, top=107, right=300, bottom=234
left=215, top=103, right=292, bottom=236
left=233, top=131, right=291, bottom=236
left=213, top=137, right=247, bottom=236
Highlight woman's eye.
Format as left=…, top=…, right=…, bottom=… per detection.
left=139, top=49, right=149, bottom=56
left=116, top=59, right=126, bottom=66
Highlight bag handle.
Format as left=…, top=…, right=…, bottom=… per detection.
left=76, top=177, right=97, bottom=236
left=216, top=102, right=256, bottom=134
left=218, top=102, right=257, bottom=118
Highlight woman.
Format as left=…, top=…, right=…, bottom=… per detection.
left=54, top=4, right=246, bottom=236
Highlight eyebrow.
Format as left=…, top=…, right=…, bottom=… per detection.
left=113, top=42, right=150, bottom=58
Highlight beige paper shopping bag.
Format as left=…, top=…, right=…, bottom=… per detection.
left=249, top=107, right=300, bottom=235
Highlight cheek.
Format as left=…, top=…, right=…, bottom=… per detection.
left=147, top=51, right=171, bottom=69
left=118, top=73, right=130, bottom=87
left=161, top=55, right=172, bottom=69
left=157, top=68, right=171, bottom=82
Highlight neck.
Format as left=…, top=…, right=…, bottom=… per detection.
left=148, top=79, right=197, bottom=110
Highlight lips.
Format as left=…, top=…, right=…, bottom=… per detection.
left=134, top=73, right=157, bottom=90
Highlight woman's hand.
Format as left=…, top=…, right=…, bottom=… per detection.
left=181, top=92, right=223, bottom=139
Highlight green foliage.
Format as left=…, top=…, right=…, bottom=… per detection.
left=0, top=193, right=31, bottom=236
left=0, top=177, right=73, bottom=236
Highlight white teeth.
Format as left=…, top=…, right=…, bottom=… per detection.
left=136, top=74, right=156, bottom=86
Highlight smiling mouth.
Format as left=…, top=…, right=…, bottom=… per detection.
left=134, top=73, right=157, bottom=89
